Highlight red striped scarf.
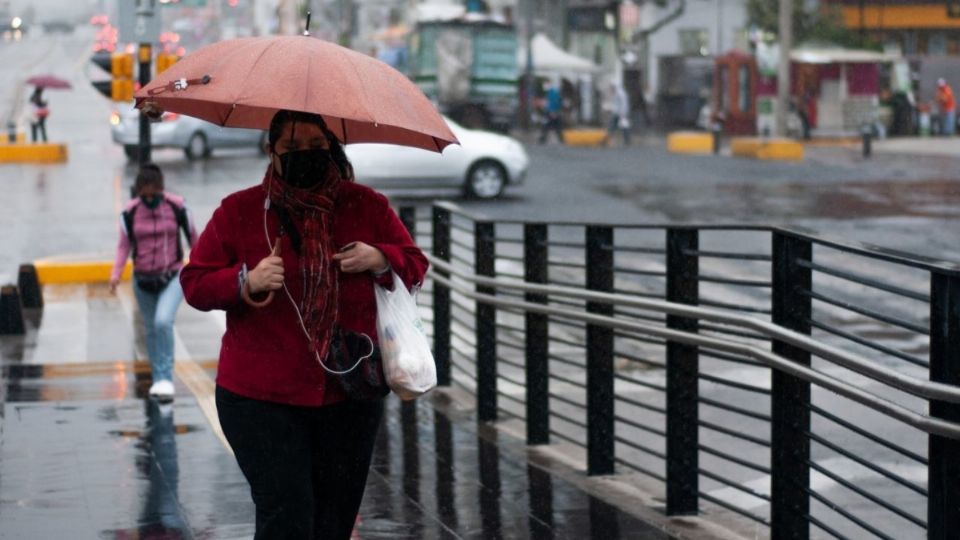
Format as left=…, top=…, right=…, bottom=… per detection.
left=262, top=165, right=341, bottom=359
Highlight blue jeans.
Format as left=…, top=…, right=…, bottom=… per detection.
left=944, top=110, right=956, bottom=136
left=132, top=272, right=183, bottom=382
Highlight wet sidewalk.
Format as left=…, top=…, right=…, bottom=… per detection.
left=0, top=283, right=681, bottom=539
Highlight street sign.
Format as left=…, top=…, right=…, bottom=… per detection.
left=118, top=0, right=161, bottom=44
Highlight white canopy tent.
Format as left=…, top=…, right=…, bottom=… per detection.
left=517, top=33, right=602, bottom=79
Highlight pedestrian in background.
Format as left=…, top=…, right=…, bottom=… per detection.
left=110, top=163, right=197, bottom=402
left=605, top=82, right=632, bottom=146
left=180, top=110, right=428, bottom=539
left=29, top=87, right=48, bottom=142
left=936, top=78, right=955, bottom=136
left=538, top=79, right=565, bottom=144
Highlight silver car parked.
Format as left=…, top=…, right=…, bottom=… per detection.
left=111, top=104, right=265, bottom=160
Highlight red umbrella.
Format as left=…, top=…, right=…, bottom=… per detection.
left=135, top=35, right=458, bottom=152
left=26, top=75, right=72, bottom=89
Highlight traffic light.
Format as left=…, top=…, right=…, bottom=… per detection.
left=156, top=53, right=179, bottom=74
left=90, top=51, right=135, bottom=101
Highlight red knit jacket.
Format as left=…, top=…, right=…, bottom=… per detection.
left=180, top=182, right=428, bottom=406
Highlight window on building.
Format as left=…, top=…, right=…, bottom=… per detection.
left=679, top=28, right=709, bottom=57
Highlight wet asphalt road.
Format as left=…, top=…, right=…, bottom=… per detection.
left=1, top=27, right=958, bottom=540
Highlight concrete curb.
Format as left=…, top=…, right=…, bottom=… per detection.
left=667, top=132, right=713, bottom=155
left=563, top=129, right=608, bottom=147
left=0, top=143, right=68, bottom=163
left=731, top=137, right=804, bottom=161
left=32, top=260, right=131, bottom=285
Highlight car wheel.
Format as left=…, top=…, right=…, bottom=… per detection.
left=465, top=160, right=507, bottom=199
left=185, top=132, right=210, bottom=160
left=123, top=145, right=138, bottom=161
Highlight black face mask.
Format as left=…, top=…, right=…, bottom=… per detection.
left=278, top=148, right=333, bottom=190
left=140, top=194, right=162, bottom=209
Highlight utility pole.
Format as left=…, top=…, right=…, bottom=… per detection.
left=775, top=0, right=792, bottom=137
left=522, top=0, right=534, bottom=131
left=279, top=0, right=299, bottom=35
left=136, top=0, right=154, bottom=165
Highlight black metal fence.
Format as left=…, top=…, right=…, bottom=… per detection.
left=400, top=202, right=960, bottom=540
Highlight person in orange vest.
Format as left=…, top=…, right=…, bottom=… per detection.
left=936, top=78, right=955, bottom=136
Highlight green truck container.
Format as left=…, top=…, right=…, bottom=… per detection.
left=408, top=19, right=518, bottom=132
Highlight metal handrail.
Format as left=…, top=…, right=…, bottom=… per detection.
left=427, top=261, right=960, bottom=440
left=433, top=201, right=960, bottom=275
left=430, top=257, right=960, bottom=404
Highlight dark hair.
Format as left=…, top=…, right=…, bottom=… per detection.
left=268, top=110, right=354, bottom=182
left=134, top=163, right=164, bottom=193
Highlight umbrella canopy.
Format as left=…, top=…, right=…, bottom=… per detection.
left=135, top=36, right=458, bottom=153
left=26, top=75, right=72, bottom=89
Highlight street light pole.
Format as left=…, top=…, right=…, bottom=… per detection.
left=136, top=0, right=154, bottom=165
left=523, top=0, right=534, bottom=131
left=775, top=0, right=792, bottom=137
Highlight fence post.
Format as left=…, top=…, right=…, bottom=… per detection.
left=525, top=223, right=549, bottom=445
left=476, top=220, right=497, bottom=423
left=665, top=228, right=700, bottom=515
left=17, top=263, right=43, bottom=309
left=928, top=271, right=960, bottom=539
left=432, top=206, right=452, bottom=386
left=0, top=284, right=26, bottom=335
left=771, top=232, right=813, bottom=540
left=586, top=226, right=614, bottom=475
left=398, top=206, right=422, bottom=498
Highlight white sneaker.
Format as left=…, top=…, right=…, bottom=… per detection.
left=149, top=379, right=175, bottom=402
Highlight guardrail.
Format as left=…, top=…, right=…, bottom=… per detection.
left=398, top=203, right=960, bottom=540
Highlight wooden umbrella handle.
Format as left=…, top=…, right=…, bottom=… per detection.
left=242, top=238, right=281, bottom=308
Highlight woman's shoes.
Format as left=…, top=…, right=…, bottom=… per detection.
left=149, top=379, right=175, bottom=402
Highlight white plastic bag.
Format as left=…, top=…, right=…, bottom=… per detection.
left=375, top=272, right=437, bottom=400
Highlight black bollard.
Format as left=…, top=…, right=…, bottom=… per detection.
left=0, top=284, right=26, bottom=335
left=861, top=124, right=872, bottom=158
left=18, top=263, right=43, bottom=309
left=712, top=123, right=722, bottom=154
left=7, top=121, right=16, bottom=143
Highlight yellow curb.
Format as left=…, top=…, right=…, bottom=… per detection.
left=563, top=129, right=607, bottom=147
left=0, top=133, right=27, bottom=144
left=0, top=143, right=68, bottom=163
left=33, top=260, right=132, bottom=284
left=731, top=137, right=804, bottom=161
left=667, top=131, right=713, bottom=154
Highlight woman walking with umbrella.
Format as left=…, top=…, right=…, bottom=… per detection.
left=28, top=87, right=49, bottom=142
left=139, top=26, right=455, bottom=539
left=25, top=75, right=71, bottom=143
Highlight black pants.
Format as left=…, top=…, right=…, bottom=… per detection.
left=31, top=118, right=47, bottom=142
left=216, top=386, right=384, bottom=540
left=538, top=112, right=565, bottom=144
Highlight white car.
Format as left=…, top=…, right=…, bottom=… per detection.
left=111, top=105, right=265, bottom=161
left=346, top=116, right=529, bottom=199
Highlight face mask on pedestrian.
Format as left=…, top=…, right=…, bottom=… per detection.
left=140, top=194, right=162, bottom=209
left=276, top=148, right=334, bottom=190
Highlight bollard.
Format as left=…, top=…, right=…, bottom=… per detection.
left=7, top=121, right=16, bottom=143
left=0, top=284, right=26, bottom=335
left=861, top=124, right=872, bottom=158
left=711, top=123, right=722, bottom=155
left=18, top=263, right=43, bottom=309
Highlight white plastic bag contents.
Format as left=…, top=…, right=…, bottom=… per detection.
left=375, top=272, right=437, bottom=400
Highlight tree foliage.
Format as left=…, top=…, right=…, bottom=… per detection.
left=746, top=0, right=879, bottom=49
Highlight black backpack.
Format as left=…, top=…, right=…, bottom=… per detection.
left=122, top=199, right=192, bottom=263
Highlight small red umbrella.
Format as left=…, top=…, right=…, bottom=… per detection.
left=135, top=35, right=458, bottom=153
left=26, top=75, right=72, bottom=89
